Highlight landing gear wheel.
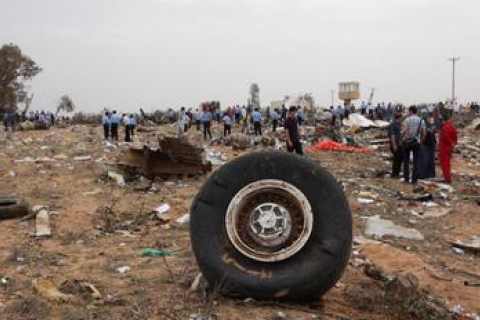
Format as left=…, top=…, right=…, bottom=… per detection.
left=190, top=152, right=352, bottom=300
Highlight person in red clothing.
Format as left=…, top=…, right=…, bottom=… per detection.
left=439, top=114, right=458, bottom=183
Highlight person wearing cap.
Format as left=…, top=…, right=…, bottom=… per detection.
left=285, top=106, right=303, bottom=155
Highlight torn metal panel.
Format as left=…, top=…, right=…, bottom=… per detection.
left=118, top=137, right=212, bottom=176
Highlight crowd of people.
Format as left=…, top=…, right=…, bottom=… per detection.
left=169, top=103, right=306, bottom=155
left=2, top=110, right=56, bottom=131
left=164, top=100, right=466, bottom=184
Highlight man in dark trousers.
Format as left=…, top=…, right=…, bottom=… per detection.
left=388, top=113, right=403, bottom=178
left=402, top=106, right=424, bottom=184
left=285, top=106, right=303, bottom=155
left=110, top=110, right=120, bottom=141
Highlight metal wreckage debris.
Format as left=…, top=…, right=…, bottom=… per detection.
left=117, top=136, right=212, bottom=177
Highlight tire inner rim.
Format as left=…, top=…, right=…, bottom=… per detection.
left=225, top=180, right=314, bottom=262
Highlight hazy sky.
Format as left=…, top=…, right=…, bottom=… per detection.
left=1, top=0, right=479, bottom=112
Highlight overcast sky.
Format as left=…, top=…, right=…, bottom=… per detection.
left=1, top=0, right=479, bottom=112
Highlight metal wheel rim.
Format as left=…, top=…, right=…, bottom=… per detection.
left=225, top=179, right=313, bottom=262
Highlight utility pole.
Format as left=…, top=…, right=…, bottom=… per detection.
left=448, top=57, right=460, bottom=103
left=331, top=90, right=334, bottom=107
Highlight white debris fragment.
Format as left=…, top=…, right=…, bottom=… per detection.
left=155, top=204, right=171, bottom=215
left=116, top=266, right=131, bottom=274
left=74, top=156, right=92, bottom=161
left=176, top=213, right=190, bottom=224
left=358, top=198, right=375, bottom=204
left=365, top=215, right=424, bottom=241
left=108, top=171, right=126, bottom=188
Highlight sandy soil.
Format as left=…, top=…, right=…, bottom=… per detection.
left=0, top=123, right=479, bottom=320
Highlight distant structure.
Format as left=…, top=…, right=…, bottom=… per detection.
left=338, top=82, right=360, bottom=105
left=270, top=94, right=316, bottom=111
left=248, top=83, right=261, bottom=110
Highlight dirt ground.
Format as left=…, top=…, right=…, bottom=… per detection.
left=0, top=122, right=479, bottom=320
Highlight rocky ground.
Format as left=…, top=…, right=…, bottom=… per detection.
left=0, top=122, right=479, bottom=320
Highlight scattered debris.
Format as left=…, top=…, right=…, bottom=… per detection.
left=176, top=213, right=190, bottom=225
left=108, top=171, right=126, bottom=188
left=140, top=248, right=176, bottom=257
left=358, top=198, right=375, bottom=204
left=448, top=238, right=480, bottom=254
left=35, top=207, right=51, bottom=237
left=190, top=273, right=203, bottom=292
left=33, top=278, right=74, bottom=302
left=309, top=140, right=374, bottom=153
left=365, top=215, right=424, bottom=240
left=155, top=203, right=171, bottom=216
left=118, top=137, right=212, bottom=177
left=74, top=155, right=92, bottom=161
left=116, top=266, right=131, bottom=274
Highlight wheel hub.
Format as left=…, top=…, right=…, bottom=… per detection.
left=225, top=180, right=313, bottom=262
left=249, top=203, right=292, bottom=248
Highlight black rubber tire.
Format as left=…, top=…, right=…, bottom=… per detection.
left=0, top=198, right=29, bottom=220
left=190, top=151, right=352, bottom=301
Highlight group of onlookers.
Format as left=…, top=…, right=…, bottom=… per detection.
left=102, top=111, right=137, bottom=142
left=3, top=110, right=56, bottom=131
left=173, top=104, right=306, bottom=142
left=388, top=105, right=458, bottom=184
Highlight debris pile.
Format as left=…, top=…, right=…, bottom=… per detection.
left=118, top=136, right=212, bottom=177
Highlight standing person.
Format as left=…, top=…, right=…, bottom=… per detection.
left=388, top=113, right=404, bottom=178
left=344, top=103, right=351, bottom=120
left=129, top=114, right=137, bottom=137
left=102, top=111, right=111, bottom=140
left=223, top=113, right=232, bottom=137
left=338, top=105, right=345, bottom=122
left=280, top=105, right=287, bottom=126
left=186, top=108, right=193, bottom=129
left=439, top=113, right=458, bottom=183
left=297, top=106, right=305, bottom=126
left=285, top=107, right=303, bottom=155
left=122, top=113, right=131, bottom=142
left=110, top=111, right=120, bottom=141
left=330, top=106, right=337, bottom=127
left=420, top=113, right=437, bottom=179
left=252, top=108, right=263, bottom=135
left=271, top=108, right=280, bottom=132
left=234, top=106, right=241, bottom=124
left=367, top=103, right=374, bottom=119
left=201, top=107, right=212, bottom=140
left=194, top=109, right=201, bottom=131
left=3, top=111, right=9, bottom=131
left=242, top=109, right=252, bottom=134
left=402, top=106, right=424, bottom=184
left=361, top=101, right=367, bottom=116
left=177, top=107, right=186, bottom=136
